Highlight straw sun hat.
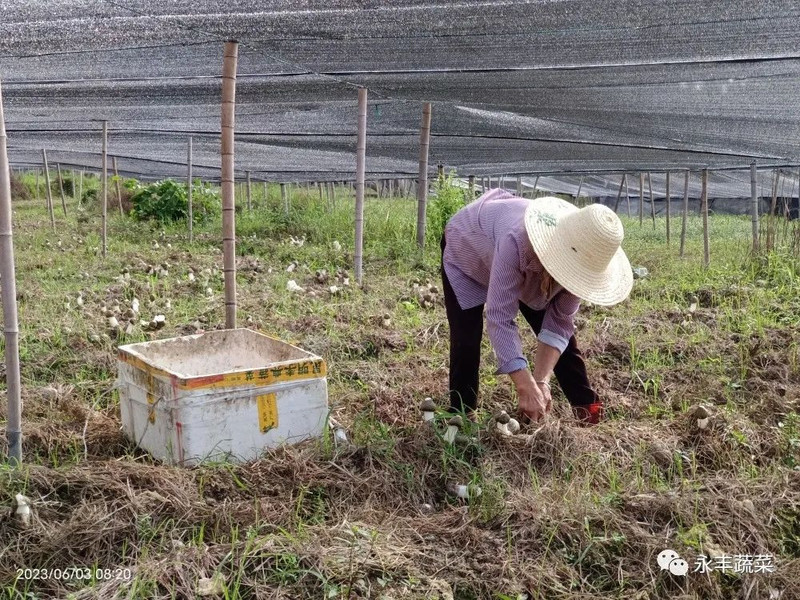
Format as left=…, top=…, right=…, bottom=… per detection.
left=524, top=197, right=633, bottom=306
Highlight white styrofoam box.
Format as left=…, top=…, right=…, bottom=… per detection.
left=117, top=328, right=328, bottom=466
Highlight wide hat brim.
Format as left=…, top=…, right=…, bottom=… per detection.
left=524, top=197, right=633, bottom=306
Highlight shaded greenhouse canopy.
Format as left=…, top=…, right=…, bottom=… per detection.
left=3, top=1, right=800, bottom=184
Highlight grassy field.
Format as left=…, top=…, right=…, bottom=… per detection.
left=1, top=175, right=799, bottom=599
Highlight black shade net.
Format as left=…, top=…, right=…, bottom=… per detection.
left=3, top=1, right=800, bottom=189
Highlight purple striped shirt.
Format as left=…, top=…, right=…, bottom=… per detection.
left=443, top=189, right=581, bottom=374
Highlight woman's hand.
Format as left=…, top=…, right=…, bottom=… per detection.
left=509, top=369, right=549, bottom=422
left=537, top=380, right=553, bottom=413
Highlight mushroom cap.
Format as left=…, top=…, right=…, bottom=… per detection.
left=693, top=405, right=711, bottom=419
left=447, top=415, right=463, bottom=428
left=494, top=410, right=511, bottom=424
left=420, top=397, right=437, bottom=411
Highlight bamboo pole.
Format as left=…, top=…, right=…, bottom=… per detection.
left=751, top=162, right=759, bottom=251
left=318, top=182, right=324, bottom=210
left=78, top=170, right=83, bottom=207
left=101, top=121, right=108, bottom=257
left=768, top=169, right=779, bottom=251
left=701, top=168, right=710, bottom=267
left=280, top=183, right=288, bottom=215
left=625, top=173, right=631, bottom=217
left=246, top=170, right=252, bottom=212
left=0, top=81, right=22, bottom=464
left=187, top=136, right=193, bottom=243
left=56, top=163, right=68, bottom=217
left=665, top=172, right=671, bottom=244
left=35, top=169, right=39, bottom=203
left=679, top=171, right=689, bottom=257
left=771, top=169, right=779, bottom=217
left=354, top=88, right=368, bottom=284
left=416, top=102, right=432, bottom=249
left=575, top=175, right=584, bottom=205
left=112, top=157, right=122, bottom=216
left=638, top=172, right=644, bottom=226
left=221, top=41, right=238, bottom=329
left=516, top=176, right=522, bottom=197
left=468, top=175, right=475, bottom=198
left=648, top=172, right=655, bottom=228
left=41, top=149, right=55, bottom=231
left=532, top=175, right=539, bottom=197
left=613, top=174, right=626, bottom=213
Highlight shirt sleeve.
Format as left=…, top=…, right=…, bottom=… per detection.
left=539, top=289, right=581, bottom=354
left=485, top=232, right=528, bottom=374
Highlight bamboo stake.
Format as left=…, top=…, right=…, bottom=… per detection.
left=751, top=162, right=759, bottom=251
left=0, top=81, right=22, bottom=464
left=221, top=41, right=238, bottom=329
left=280, top=183, right=288, bottom=215
left=35, top=169, right=39, bottom=203
left=416, top=102, right=432, bottom=249
left=575, top=175, right=584, bottom=204
left=329, top=182, right=335, bottom=209
left=56, top=163, right=68, bottom=216
left=638, top=172, right=644, bottom=226
left=516, top=176, right=522, bottom=197
left=246, top=170, right=252, bottom=212
left=532, top=175, right=539, bottom=197
left=318, top=182, right=324, bottom=210
left=613, top=174, right=626, bottom=213
left=679, top=171, right=689, bottom=257
left=101, top=121, right=108, bottom=257
left=768, top=169, right=779, bottom=251
left=468, top=175, right=475, bottom=198
left=771, top=169, right=779, bottom=217
left=355, top=88, right=368, bottom=284
left=648, top=172, right=655, bottom=228
left=625, top=173, right=631, bottom=217
left=41, top=150, right=55, bottom=230
left=112, top=157, right=123, bottom=215
left=665, top=172, right=671, bottom=244
left=701, top=168, right=710, bottom=267
left=187, top=136, right=193, bottom=243
left=78, top=170, right=83, bottom=207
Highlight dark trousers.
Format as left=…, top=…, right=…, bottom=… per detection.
left=441, top=234, right=598, bottom=413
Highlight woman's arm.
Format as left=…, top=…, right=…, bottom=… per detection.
left=486, top=232, right=549, bottom=420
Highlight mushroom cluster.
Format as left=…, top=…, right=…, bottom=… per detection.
left=493, top=410, right=520, bottom=436
left=404, top=278, right=440, bottom=309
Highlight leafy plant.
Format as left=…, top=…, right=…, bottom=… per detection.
left=427, top=170, right=467, bottom=244
left=128, top=179, right=220, bottom=224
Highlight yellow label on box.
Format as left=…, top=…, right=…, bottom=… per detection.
left=257, top=393, right=278, bottom=433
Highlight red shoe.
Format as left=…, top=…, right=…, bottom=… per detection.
left=573, top=402, right=603, bottom=425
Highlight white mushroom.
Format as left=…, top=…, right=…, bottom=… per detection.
left=443, top=415, right=462, bottom=444
left=286, top=280, right=305, bottom=293
left=447, top=482, right=482, bottom=500
left=693, top=405, right=711, bottom=429
left=420, top=397, right=436, bottom=423
left=329, top=417, right=349, bottom=446
left=14, top=493, right=31, bottom=527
